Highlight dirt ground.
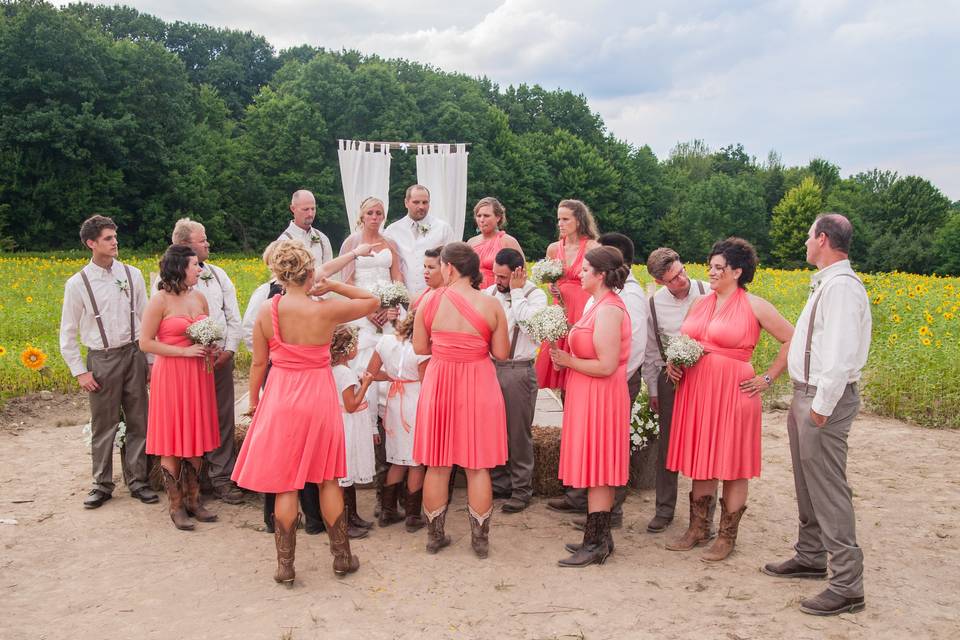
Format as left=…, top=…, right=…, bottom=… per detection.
left=1, top=389, right=958, bottom=640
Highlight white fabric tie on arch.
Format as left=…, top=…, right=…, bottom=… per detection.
left=416, top=143, right=469, bottom=241
left=338, top=139, right=392, bottom=229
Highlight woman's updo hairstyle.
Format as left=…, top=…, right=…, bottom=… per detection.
left=394, top=309, right=416, bottom=341
left=330, top=324, right=359, bottom=362
left=158, top=244, right=196, bottom=295
left=708, top=237, right=758, bottom=289
left=269, top=240, right=314, bottom=287
left=441, top=241, right=483, bottom=289
left=473, top=196, right=507, bottom=229
left=584, top=246, right=629, bottom=290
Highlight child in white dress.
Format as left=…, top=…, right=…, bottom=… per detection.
left=331, top=325, right=377, bottom=540
left=366, top=312, right=429, bottom=531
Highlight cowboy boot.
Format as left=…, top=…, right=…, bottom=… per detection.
left=378, top=482, right=405, bottom=527
left=328, top=511, right=360, bottom=576
left=702, top=498, right=747, bottom=562
left=424, top=504, right=452, bottom=554
left=404, top=488, right=425, bottom=532
left=344, top=485, right=374, bottom=530
left=468, top=505, right=492, bottom=559
left=273, top=513, right=299, bottom=584
left=181, top=461, right=217, bottom=522
left=665, top=493, right=713, bottom=551
left=558, top=511, right=611, bottom=567
left=342, top=486, right=370, bottom=539
left=161, top=466, right=194, bottom=531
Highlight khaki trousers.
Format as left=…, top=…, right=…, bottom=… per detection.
left=788, top=382, right=865, bottom=598
left=86, top=343, right=149, bottom=494
left=490, top=360, right=537, bottom=503
left=204, top=353, right=236, bottom=487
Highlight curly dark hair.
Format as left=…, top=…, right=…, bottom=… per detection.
left=79, top=215, right=117, bottom=248
left=158, top=244, right=197, bottom=295
left=708, top=237, right=758, bottom=288
left=441, top=242, right=483, bottom=289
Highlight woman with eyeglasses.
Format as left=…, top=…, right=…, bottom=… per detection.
left=664, top=237, right=794, bottom=562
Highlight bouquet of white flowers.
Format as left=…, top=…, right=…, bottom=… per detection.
left=664, top=334, right=704, bottom=368
left=630, top=388, right=659, bottom=453
left=186, top=317, right=224, bottom=372
left=371, top=281, right=410, bottom=308
left=530, top=258, right=564, bottom=285
left=520, top=305, right=569, bottom=344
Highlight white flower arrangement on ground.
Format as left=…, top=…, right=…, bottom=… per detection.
left=371, top=281, right=410, bottom=308
left=82, top=421, right=126, bottom=449
left=530, top=258, right=564, bottom=285
left=664, top=334, right=704, bottom=368
left=520, top=305, right=569, bottom=344
left=186, top=317, right=224, bottom=372
left=630, top=387, right=659, bottom=453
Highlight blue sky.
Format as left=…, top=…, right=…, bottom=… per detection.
left=56, top=0, right=960, bottom=200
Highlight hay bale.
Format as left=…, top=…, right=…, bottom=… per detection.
left=628, top=438, right=659, bottom=490
left=145, top=418, right=251, bottom=493
left=532, top=425, right=563, bottom=496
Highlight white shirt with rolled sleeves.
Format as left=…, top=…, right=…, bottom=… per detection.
left=641, top=280, right=708, bottom=398
left=278, top=221, right=333, bottom=268
left=382, top=214, right=455, bottom=297
left=194, top=262, right=242, bottom=353
left=59, top=259, right=149, bottom=377
left=581, top=274, right=648, bottom=379
left=787, top=260, right=871, bottom=416
left=241, top=281, right=272, bottom=352
left=483, top=281, right=548, bottom=360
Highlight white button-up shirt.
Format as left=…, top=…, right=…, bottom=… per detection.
left=582, top=274, right=648, bottom=379
left=278, top=221, right=333, bottom=267
left=383, top=214, right=455, bottom=297
left=194, top=262, right=242, bottom=353
left=483, top=281, right=548, bottom=361
left=642, top=280, right=708, bottom=397
left=241, top=281, right=273, bottom=352
left=59, top=259, right=148, bottom=376
left=787, top=260, right=871, bottom=416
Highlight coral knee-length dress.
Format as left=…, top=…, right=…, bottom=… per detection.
left=412, top=288, right=508, bottom=469
left=667, top=287, right=762, bottom=480
left=557, top=292, right=631, bottom=488
left=232, top=296, right=346, bottom=493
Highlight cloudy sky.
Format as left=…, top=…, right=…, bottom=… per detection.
left=57, top=0, right=960, bottom=199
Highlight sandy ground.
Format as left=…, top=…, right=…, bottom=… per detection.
left=1, top=389, right=959, bottom=640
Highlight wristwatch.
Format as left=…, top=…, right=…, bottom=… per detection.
left=762, top=374, right=772, bottom=386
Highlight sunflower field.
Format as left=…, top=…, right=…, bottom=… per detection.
left=1, top=253, right=957, bottom=428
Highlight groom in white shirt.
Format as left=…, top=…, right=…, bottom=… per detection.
left=277, top=190, right=334, bottom=268
left=383, top=185, right=456, bottom=295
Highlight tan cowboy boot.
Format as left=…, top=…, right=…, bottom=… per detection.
left=665, top=493, right=714, bottom=551
left=161, top=466, right=194, bottom=531
left=702, top=498, right=747, bottom=562
left=181, top=461, right=217, bottom=522
left=424, top=504, right=452, bottom=554
left=468, top=505, right=492, bottom=559
left=327, top=511, right=360, bottom=576
left=273, top=514, right=299, bottom=584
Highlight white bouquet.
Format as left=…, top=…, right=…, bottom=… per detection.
left=530, top=258, right=564, bottom=285
left=664, top=334, right=704, bottom=368
left=520, top=305, right=569, bottom=344
left=371, top=281, right=410, bottom=308
left=630, top=389, right=659, bottom=453
left=186, top=317, right=224, bottom=372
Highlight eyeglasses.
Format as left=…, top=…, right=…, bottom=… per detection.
left=663, top=264, right=687, bottom=286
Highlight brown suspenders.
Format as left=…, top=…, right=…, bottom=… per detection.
left=78, top=264, right=136, bottom=350
left=803, top=272, right=864, bottom=393
left=650, top=279, right=706, bottom=361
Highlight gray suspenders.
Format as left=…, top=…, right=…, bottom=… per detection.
left=78, top=264, right=136, bottom=349
left=507, top=286, right=537, bottom=360
left=205, top=264, right=229, bottom=318
left=650, top=279, right=705, bottom=361
left=802, top=272, right=864, bottom=393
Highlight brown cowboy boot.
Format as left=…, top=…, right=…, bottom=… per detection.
left=468, top=505, right=492, bottom=559
left=558, top=511, right=611, bottom=567
left=342, top=486, right=370, bottom=539
left=424, top=504, right=452, bottom=554
left=161, top=466, right=194, bottom=531
left=702, top=498, right=747, bottom=562
left=404, top=488, right=425, bottom=532
left=665, top=493, right=714, bottom=551
left=327, top=511, right=360, bottom=576
left=378, top=482, right=405, bottom=527
left=273, top=513, right=299, bottom=584
left=181, top=461, right=217, bottom=522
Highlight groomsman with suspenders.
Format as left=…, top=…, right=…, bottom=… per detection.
left=59, top=215, right=157, bottom=509
left=173, top=218, right=245, bottom=504
left=278, top=190, right=334, bottom=269
left=764, top=213, right=871, bottom=617
left=484, top=248, right=548, bottom=513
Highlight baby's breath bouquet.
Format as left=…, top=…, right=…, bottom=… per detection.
left=530, top=258, right=564, bottom=285
left=520, top=305, right=569, bottom=345
left=630, top=388, right=659, bottom=453
left=371, top=281, right=410, bottom=308
left=186, top=317, right=224, bottom=372
left=664, top=334, right=704, bottom=368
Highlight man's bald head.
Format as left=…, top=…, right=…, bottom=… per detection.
left=813, top=213, right=853, bottom=254
left=291, top=190, right=315, bottom=206
left=290, top=190, right=316, bottom=230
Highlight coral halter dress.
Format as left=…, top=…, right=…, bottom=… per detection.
left=472, top=230, right=505, bottom=290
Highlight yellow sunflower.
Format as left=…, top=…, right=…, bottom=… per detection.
left=921, top=337, right=932, bottom=346
left=25, top=295, right=33, bottom=303
left=20, top=346, right=47, bottom=371
left=919, top=325, right=932, bottom=337
left=0, top=345, right=6, bottom=357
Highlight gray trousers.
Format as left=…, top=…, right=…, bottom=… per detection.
left=204, top=354, right=237, bottom=487
left=788, top=382, right=865, bottom=598
left=653, top=369, right=680, bottom=519
left=490, top=360, right=537, bottom=503
left=87, top=343, right=149, bottom=494
left=563, top=369, right=643, bottom=513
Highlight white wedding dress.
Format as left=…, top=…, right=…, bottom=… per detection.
left=350, top=248, right=394, bottom=432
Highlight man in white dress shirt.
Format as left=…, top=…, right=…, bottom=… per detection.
left=59, top=215, right=157, bottom=509
left=763, top=214, right=870, bottom=617
left=277, top=190, right=334, bottom=268
left=484, top=248, right=548, bottom=513
left=383, top=185, right=456, bottom=296
left=173, top=218, right=244, bottom=504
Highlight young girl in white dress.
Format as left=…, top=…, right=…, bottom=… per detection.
left=330, top=325, right=377, bottom=540
left=366, top=311, right=430, bottom=531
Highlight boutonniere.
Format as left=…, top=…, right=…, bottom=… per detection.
left=200, top=271, right=214, bottom=286
left=809, top=280, right=820, bottom=296
left=115, top=279, right=129, bottom=296
left=416, top=221, right=431, bottom=237
left=310, top=233, right=322, bottom=246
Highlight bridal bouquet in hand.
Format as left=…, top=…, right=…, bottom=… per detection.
left=521, top=305, right=569, bottom=345
left=186, top=318, right=224, bottom=372
left=664, top=334, right=704, bottom=368
left=530, top=258, right=564, bottom=285
left=371, top=281, right=410, bottom=308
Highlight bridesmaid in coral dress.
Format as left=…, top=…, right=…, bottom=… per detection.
left=550, top=246, right=631, bottom=567
left=232, top=240, right=379, bottom=583
left=140, top=244, right=221, bottom=532
left=466, top=197, right=524, bottom=290
left=665, top=238, right=794, bottom=562
left=535, top=199, right=601, bottom=391
left=413, top=242, right=509, bottom=559
left=410, top=246, right=444, bottom=311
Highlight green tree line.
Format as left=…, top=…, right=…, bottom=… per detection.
left=2, top=1, right=958, bottom=273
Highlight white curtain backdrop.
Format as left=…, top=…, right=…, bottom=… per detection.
left=337, top=140, right=392, bottom=229
left=416, top=143, right=469, bottom=240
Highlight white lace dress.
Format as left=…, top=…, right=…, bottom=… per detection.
left=374, top=334, right=429, bottom=466
left=351, top=248, right=395, bottom=431
left=333, top=364, right=376, bottom=487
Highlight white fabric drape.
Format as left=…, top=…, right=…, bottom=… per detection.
left=337, top=140, right=392, bottom=230
left=415, top=143, right=469, bottom=241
